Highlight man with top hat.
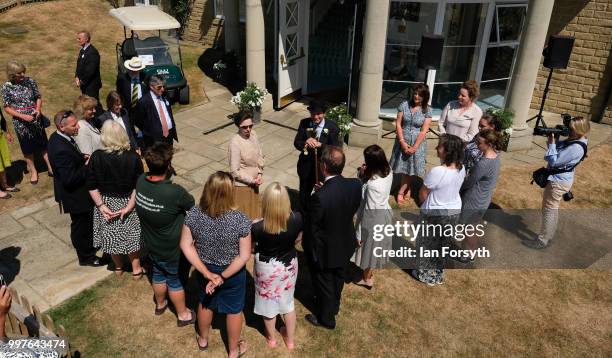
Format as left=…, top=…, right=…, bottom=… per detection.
left=293, top=100, right=340, bottom=212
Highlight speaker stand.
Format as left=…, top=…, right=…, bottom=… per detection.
left=526, top=67, right=554, bottom=128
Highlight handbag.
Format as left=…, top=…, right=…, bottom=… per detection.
left=531, top=141, right=587, bottom=188
left=40, top=114, right=51, bottom=128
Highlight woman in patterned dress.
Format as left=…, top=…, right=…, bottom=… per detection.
left=251, top=182, right=302, bottom=350
left=1, top=61, right=53, bottom=184
left=389, top=83, right=432, bottom=204
left=181, top=171, right=251, bottom=357
left=87, top=120, right=145, bottom=277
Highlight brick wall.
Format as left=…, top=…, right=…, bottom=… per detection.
left=182, top=0, right=223, bottom=47
left=531, top=0, right=612, bottom=123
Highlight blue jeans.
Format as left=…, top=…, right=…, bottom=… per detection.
left=151, top=257, right=183, bottom=292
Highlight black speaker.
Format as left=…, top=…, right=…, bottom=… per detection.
left=418, top=34, right=444, bottom=70
left=543, top=35, right=575, bottom=69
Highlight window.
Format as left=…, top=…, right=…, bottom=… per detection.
left=135, top=0, right=160, bottom=6
left=214, top=0, right=246, bottom=22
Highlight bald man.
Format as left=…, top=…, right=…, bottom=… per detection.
left=304, top=146, right=362, bottom=329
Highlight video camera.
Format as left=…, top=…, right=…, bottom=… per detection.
left=533, top=113, right=571, bottom=137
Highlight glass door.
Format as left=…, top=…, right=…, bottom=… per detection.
left=476, top=3, right=527, bottom=109
left=430, top=2, right=489, bottom=114
left=380, top=1, right=438, bottom=118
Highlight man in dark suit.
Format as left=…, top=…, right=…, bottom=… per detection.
left=134, top=74, right=178, bottom=150
left=75, top=31, right=102, bottom=103
left=47, top=110, right=104, bottom=267
left=293, top=100, right=340, bottom=212
left=304, top=146, right=362, bottom=329
left=116, top=57, right=148, bottom=115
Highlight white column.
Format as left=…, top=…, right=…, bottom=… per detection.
left=223, top=0, right=241, bottom=54
left=505, top=0, right=555, bottom=151
left=349, top=0, right=390, bottom=147
left=245, top=0, right=266, bottom=89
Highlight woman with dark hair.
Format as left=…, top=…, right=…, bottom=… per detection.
left=228, top=112, right=264, bottom=219
left=439, top=80, right=483, bottom=142
left=352, top=144, right=393, bottom=288
left=96, top=91, right=138, bottom=151
left=464, top=114, right=501, bottom=172
left=180, top=171, right=251, bottom=356
left=460, top=130, right=501, bottom=251
left=414, top=134, right=465, bottom=285
left=389, top=83, right=432, bottom=204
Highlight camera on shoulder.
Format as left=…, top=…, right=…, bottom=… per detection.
left=533, top=113, right=572, bottom=137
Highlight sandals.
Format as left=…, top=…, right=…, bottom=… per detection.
left=113, top=268, right=124, bottom=276
left=177, top=309, right=196, bottom=327
left=236, top=340, right=247, bottom=357
left=2, top=187, right=19, bottom=192
left=196, top=336, right=208, bottom=351
left=280, top=327, right=294, bottom=350
left=266, top=337, right=277, bottom=348
left=0, top=193, right=11, bottom=200
left=132, top=269, right=146, bottom=280
left=154, top=300, right=168, bottom=316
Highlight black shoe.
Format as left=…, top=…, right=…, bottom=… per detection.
left=305, top=314, right=334, bottom=330
left=79, top=257, right=105, bottom=267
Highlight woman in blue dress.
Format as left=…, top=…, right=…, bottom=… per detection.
left=389, top=83, right=432, bottom=204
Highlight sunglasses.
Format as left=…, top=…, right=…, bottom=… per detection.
left=240, top=124, right=253, bottom=129
left=59, top=110, right=74, bottom=126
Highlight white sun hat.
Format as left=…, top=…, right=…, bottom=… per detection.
left=124, top=57, right=146, bottom=71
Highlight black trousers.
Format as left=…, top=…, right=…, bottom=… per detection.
left=312, top=266, right=345, bottom=329
left=142, top=130, right=176, bottom=152
left=298, top=176, right=315, bottom=213
left=69, top=210, right=97, bottom=263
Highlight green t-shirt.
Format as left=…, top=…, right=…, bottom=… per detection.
left=135, top=174, right=195, bottom=262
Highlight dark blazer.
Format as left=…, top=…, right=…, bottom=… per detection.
left=293, top=118, right=340, bottom=181
left=134, top=92, right=178, bottom=142
left=116, top=72, right=148, bottom=110
left=75, top=44, right=102, bottom=95
left=96, top=109, right=138, bottom=150
left=47, top=132, right=93, bottom=214
left=306, top=175, right=362, bottom=269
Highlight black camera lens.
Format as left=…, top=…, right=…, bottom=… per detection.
left=563, top=191, right=574, bottom=202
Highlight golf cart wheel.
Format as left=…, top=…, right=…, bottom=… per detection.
left=179, top=85, right=190, bottom=105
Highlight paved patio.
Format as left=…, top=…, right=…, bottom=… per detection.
left=1, top=75, right=611, bottom=312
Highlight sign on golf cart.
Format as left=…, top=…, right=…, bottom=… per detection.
left=110, top=6, right=189, bottom=105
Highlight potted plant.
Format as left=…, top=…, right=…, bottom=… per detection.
left=485, top=107, right=514, bottom=151
left=230, top=82, right=268, bottom=123
left=325, top=103, right=353, bottom=145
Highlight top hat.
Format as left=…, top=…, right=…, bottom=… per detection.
left=307, top=100, right=327, bottom=114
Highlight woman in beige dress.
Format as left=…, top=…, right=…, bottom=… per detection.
left=228, top=112, right=264, bottom=219
left=73, top=94, right=102, bottom=157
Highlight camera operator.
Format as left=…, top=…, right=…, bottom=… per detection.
left=524, top=116, right=589, bottom=250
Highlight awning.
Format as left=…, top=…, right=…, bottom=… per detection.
left=109, top=6, right=180, bottom=31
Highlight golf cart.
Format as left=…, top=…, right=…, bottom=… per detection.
left=110, top=6, right=189, bottom=104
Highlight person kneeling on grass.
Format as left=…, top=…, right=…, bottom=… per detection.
left=135, top=142, right=195, bottom=326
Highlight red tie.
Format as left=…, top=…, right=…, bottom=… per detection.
left=157, top=97, right=169, bottom=137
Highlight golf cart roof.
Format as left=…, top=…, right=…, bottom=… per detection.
left=109, top=6, right=180, bottom=31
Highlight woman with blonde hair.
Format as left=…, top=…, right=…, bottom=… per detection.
left=73, top=94, right=102, bottom=156
left=1, top=61, right=53, bottom=184
left=251, top=182, right=302, bottom=350
left=524, top=116, right=590, bottom=250
left=87, top=120, right=144, bottom=277
left=181, top=171, right=251, bottom=357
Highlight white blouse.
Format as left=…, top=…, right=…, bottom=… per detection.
left=438, top=100, right=483, bottom=142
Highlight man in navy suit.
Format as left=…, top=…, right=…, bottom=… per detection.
left=304, top=146, right=362, bottom=329
left=75, top=31, right=102, bottom=102
left=293, top=100, right=340, bottom=212
left=134, top=74, right=178, bottom=150
left=47, top=110, right=104, bottom=267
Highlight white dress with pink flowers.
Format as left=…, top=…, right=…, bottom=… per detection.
left=251, top=213, right=302, bottom=318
